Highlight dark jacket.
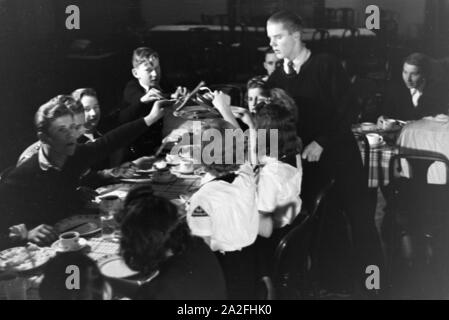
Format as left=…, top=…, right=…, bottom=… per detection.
left=381, top=80, right=449, bottom=121
left=119, top=80, right=163, bottom=157
left=0, top=119, right=149, bottom=249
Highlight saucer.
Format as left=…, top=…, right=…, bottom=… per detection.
left=172, top=166, right=194, bottom=175
left=51, top=238, right=89, bottom=252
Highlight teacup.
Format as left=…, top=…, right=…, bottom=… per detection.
left=366, top=133, right=384, bottom=146
left=360, top=122, right=376, bottom=131
left=59, top=231, right=80, bottom=251
left=154, top=161, right=168, bottom=170
left=179, top=160, right=194, bottom=173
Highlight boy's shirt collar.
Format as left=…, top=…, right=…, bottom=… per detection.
left=38, top=146, right=62, bottom=171
left=138, top=81, right=150, bottom=93
left=284, top=48, right=311, bottom=74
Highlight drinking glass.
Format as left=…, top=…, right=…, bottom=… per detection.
left=99, top=195, right=121, bottom=241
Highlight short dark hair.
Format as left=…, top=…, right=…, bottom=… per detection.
left=72, top=88, right=98, bottom=102
left=132, top=47, right=159, bottom=68
left=34, top=95, right=75, bottom=135
left=268, top=10, right=304, bottom=33
left=269, top=88, right=298, bottom=122
left=403, top=52, right=431, bottom=78
left=120, top=185, right=192, bottom=276
left=39, top=252, right=106, bottom=300
left=254, top=102, right=302, bottom=158
left=247, top=77, right=269, bottom=92
left=264, top=48, right=275, bottom=58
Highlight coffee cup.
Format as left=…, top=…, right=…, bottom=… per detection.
left=179, top=160, right=194, bottom=173
left=154, top=161, right=168, bottom=170
left=366, top=133, right=384, bottom=146
left=59, top=231, right=80, bottom=250
left=360, top=122, right=376, bottom=131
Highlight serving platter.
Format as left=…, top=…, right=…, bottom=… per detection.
left=54, top=215, right=102, bottom=237
left=0, top=245, right=56, bottom=272
left=173, top=105, right=220, bottom=120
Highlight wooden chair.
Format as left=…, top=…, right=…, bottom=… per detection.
left=386, top=152, right=449, bottom=297
left=268, top=179, right=336, bottom=299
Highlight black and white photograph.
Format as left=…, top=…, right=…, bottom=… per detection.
left=0, top=0, right=448, bottom=301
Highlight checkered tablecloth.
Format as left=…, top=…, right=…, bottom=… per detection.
left=353, top=130, right=399, bottom=188
left=358, top=141, right=398, bottom=188
left=87, top=237, right=120, bottom=261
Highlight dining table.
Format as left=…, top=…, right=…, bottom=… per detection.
left=352, top=123, right=401, bottom=188
left=0, top=149, right=204, bottom=300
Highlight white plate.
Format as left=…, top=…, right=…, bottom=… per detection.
left=173, top=105, right=220, bottom=120
left=54, top=215, right=102, bottom=237
left=51, top=238, right=89, bottom=252
left=171, top=166, right=195, bottom=175
left=135, top=168, right=156, bottom=174
left=0, top=246, right=56, bottom=272
left=369, top=141, right=386, bottom=149
left=97, top=255, right=139, bottom=279
left=120, top=178, right=153, bottom=183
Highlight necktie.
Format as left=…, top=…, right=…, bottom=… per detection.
left=411, top=89, right=420, bottom=107
left=287, top=61, right=295, bottom=75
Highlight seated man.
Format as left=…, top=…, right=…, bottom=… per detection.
left=0, top=94, right=166, bottom=248
left=17, top=95, right=86, bottom=166
left=397, top=113, right=449, bottom=184
left=117, top=47, right=185, bottom=162
left=379, top=53, right=449, bottom=122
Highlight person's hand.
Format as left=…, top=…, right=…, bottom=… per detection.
left=133, top=156, right=156, bottom=170
left=76, top=186, right=99, bottom=203
left=144, top=99, right=175, bottom=125
left=302, top=141, right=324, bottom=162
left=233, top=108, right=254, bottom=128
left=171, top=86, right=188, bottom=99
left=8, top=224, right=28, bottom=241
left=27, top=225, right=58, bottom=245
left=140, top=88, right=165, bottom=103
left=212, top=91, right=231, bottom=113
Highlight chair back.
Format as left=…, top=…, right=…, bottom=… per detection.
left=389, top=152, right=449, bottom=215
left=271, top=179, right=336, bottom=299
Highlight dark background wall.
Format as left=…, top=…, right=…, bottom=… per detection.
left=0, top=0, right=448, bottom=170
